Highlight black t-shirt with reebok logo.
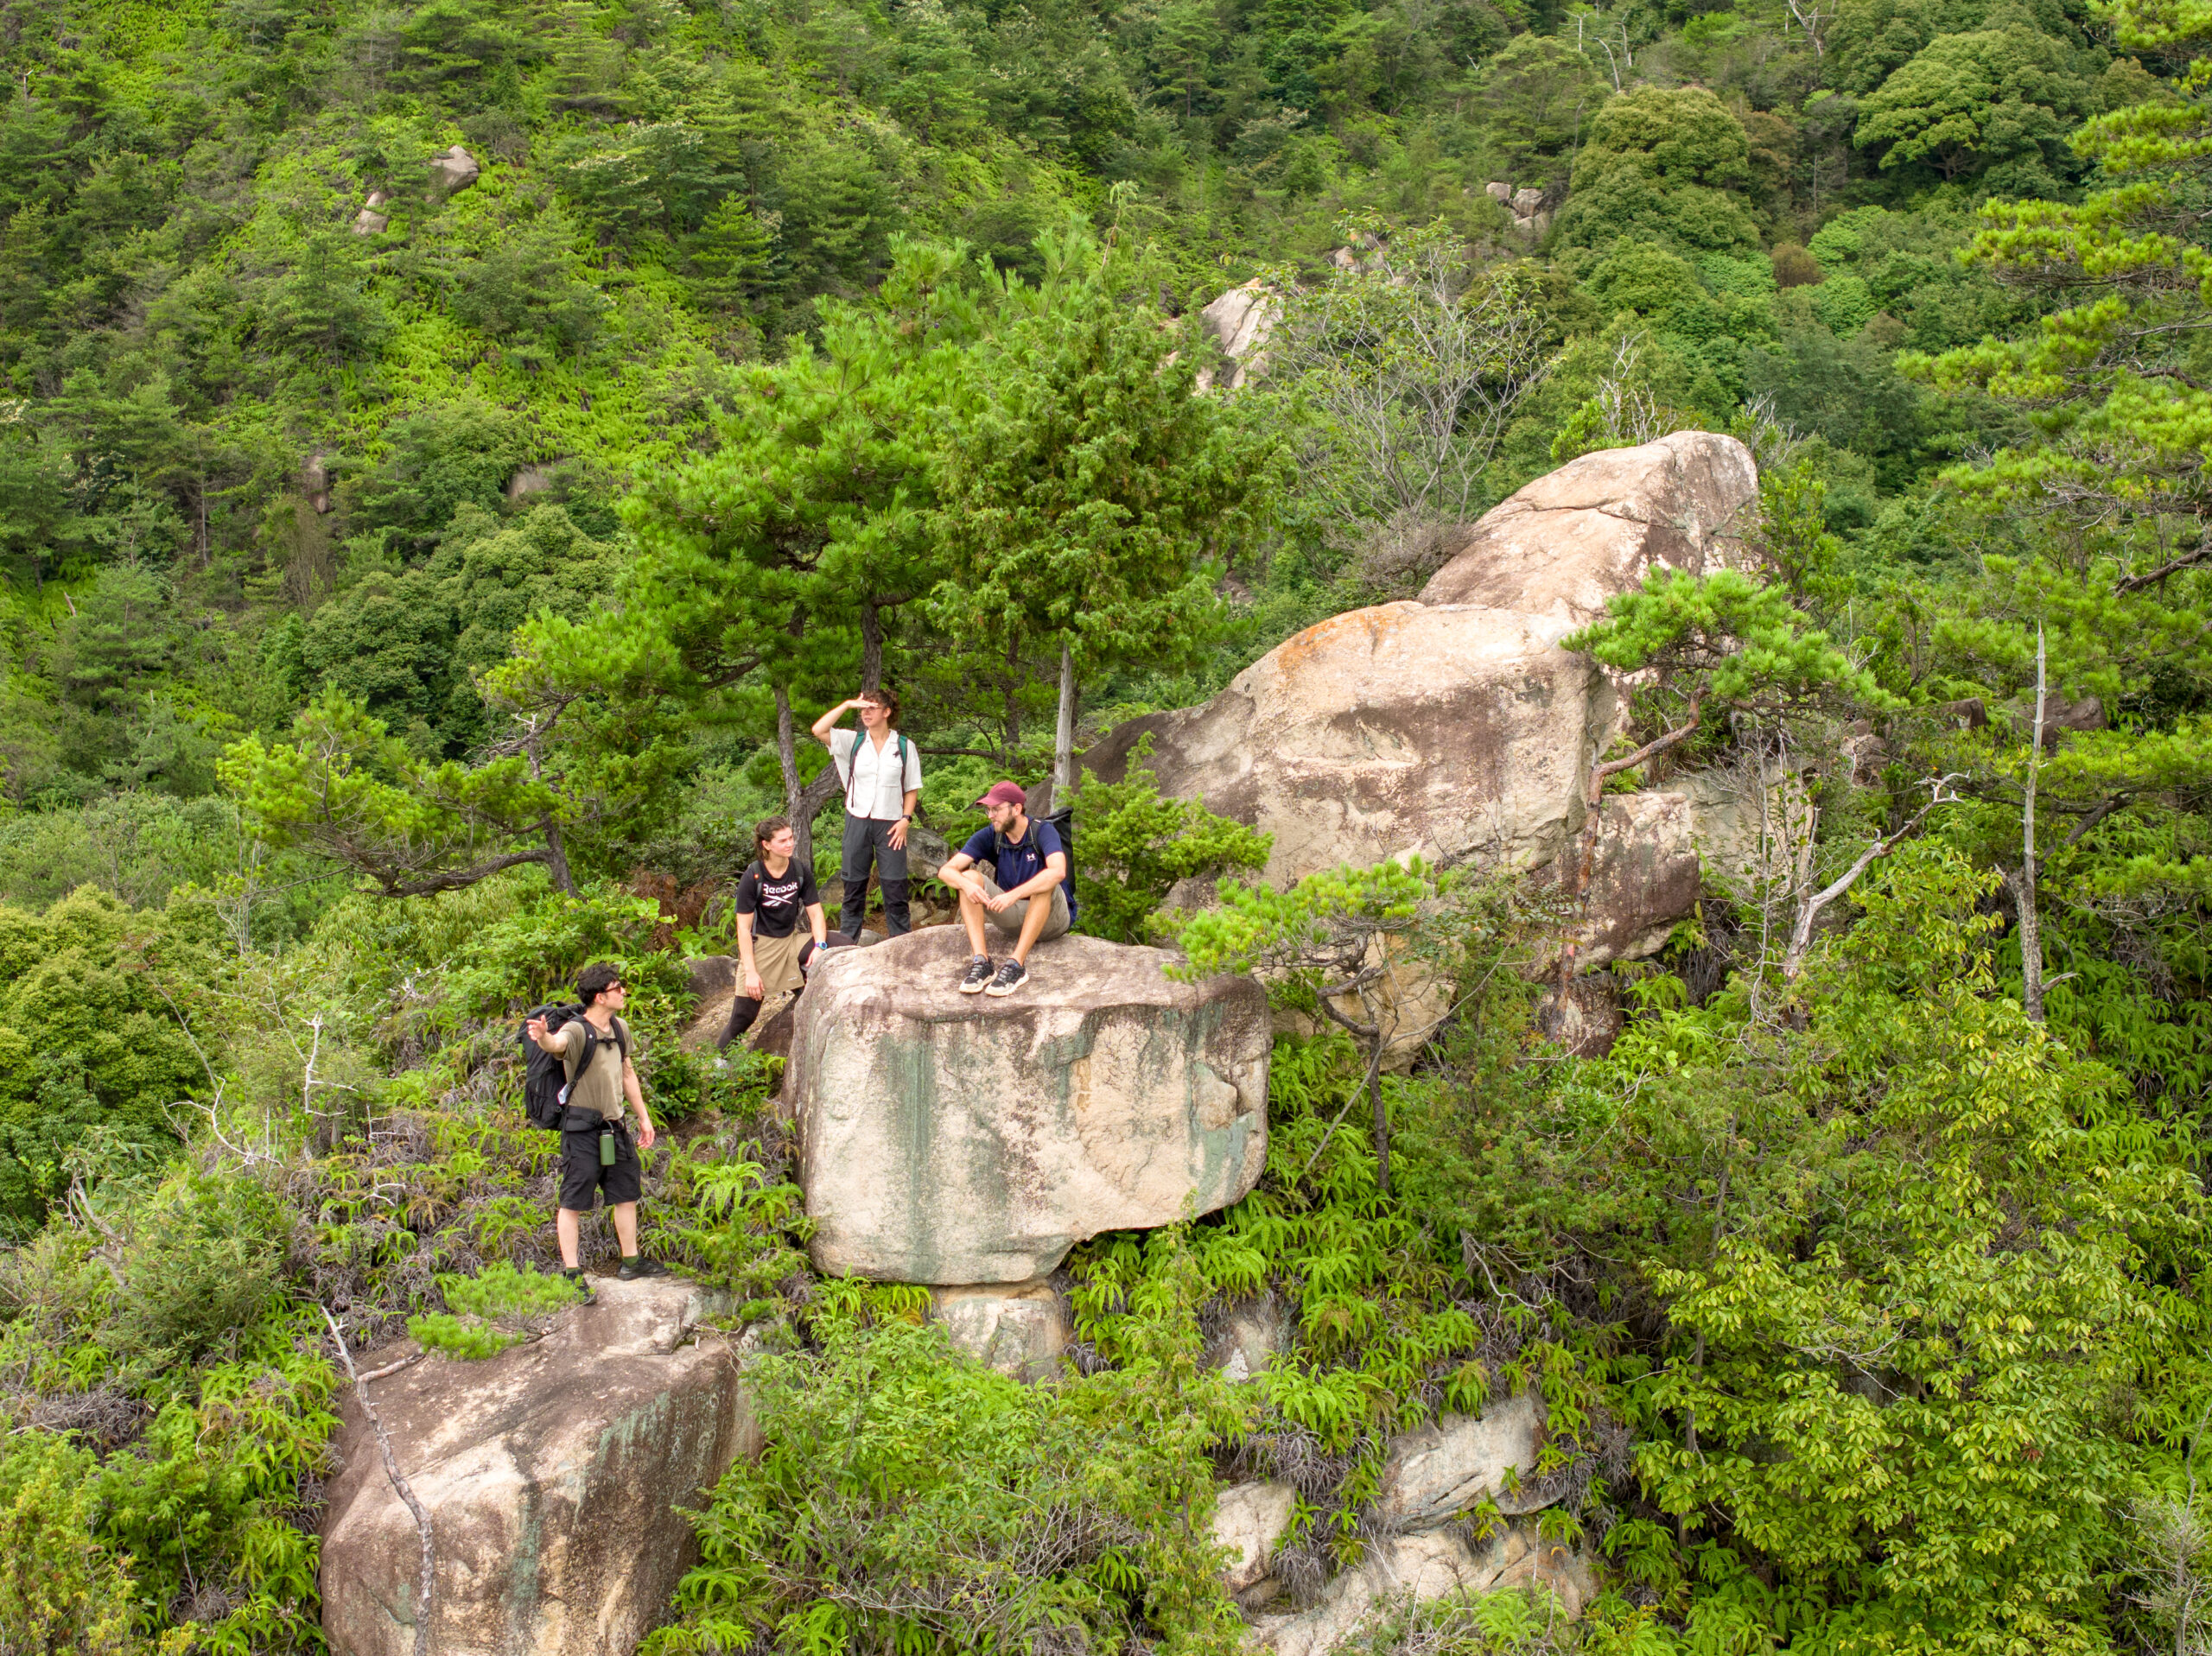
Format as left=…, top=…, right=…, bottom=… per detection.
left=734, top=857, right=820, bottom=938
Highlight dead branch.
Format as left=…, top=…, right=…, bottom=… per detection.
left=322, top=1305, right=434, bottom=1656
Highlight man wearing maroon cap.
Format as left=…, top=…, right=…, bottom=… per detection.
left=938, top=781, right=1076, bottom=996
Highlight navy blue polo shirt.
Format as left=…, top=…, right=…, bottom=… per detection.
left=961, top=818, right=1077, bottom=923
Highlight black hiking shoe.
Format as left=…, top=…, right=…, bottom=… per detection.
left=959, top=955, right=995, bottom=994
left=617, top=1256, right=670, bottom=1281
left=563, top=1268, right=596, bottom=1304
left=984, top=959, right=1030, bottom=998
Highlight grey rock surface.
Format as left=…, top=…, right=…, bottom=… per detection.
left=1198, top=282, right=1278, bottom=390
left=1420, top=430, right=1757, bottom=621
left=1212, top=1481, right=1298, bottom=1595
left=321, top=1276, right=754, bottom=1656
left=1376, top=1390, right=1548, bottom=1527
left=930, top=1278, right=1070, bottom=1381
left=1088, top=601, right=1615, bottom=886
left=430, top=144, right=480, bottom=191
left=1248, top=1522, right=1595, bottom=1654
left=790, top=927, right=1269, bottom=1284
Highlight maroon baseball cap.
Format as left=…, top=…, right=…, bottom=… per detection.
left=976, top=781, right=1027, bottom=809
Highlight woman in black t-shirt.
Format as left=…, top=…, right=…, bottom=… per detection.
left=721, top=816, right=853, bottom=1050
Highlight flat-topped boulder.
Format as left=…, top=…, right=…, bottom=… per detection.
left=789, top=926, right=1269, bottom=1285
left=321, top=1276, right=754, bottom=1656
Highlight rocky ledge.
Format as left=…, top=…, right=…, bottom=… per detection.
left=320, top=1276, right=754, bottom=1656
left=788, top=925, right=1270, bottom=1285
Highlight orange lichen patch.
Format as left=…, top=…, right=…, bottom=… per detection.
left=1274, top=602, right=1423, bottom=674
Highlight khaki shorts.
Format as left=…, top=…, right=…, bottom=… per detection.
left=976, top=871, right=1071, bottom=942
left=745, top=930, right=809, bottom=999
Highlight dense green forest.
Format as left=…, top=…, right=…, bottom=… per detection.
left=3, top=0, right=2211, bottom=1646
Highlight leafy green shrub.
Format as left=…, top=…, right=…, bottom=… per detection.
left=0, top=888, right=212, bottom=1229
left=645, top=1142, right=809, bottom=1320
left=92, top=1342, right=338, bottom=1651
left=0, top=1431, right=145, bottom=1655
left=1070, top=738, right=1272, bottom=943
left=1811, top=272, right=1878, bottom=335
left=1071, top=1028, right=1608, bottom=1573
left=106, top=1173, right=288, bottom=1362
left=646, top=1306, right=1245, bottom=1656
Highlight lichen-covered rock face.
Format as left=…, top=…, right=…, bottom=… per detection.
left=1248, top=1523, right=1594, bottom=1654
left=929, top=1278, right=1071, bottom=1381
left=1420, top=430, right=1758, bottom=622
left=1570, top=791, right=1703, bottom=967
left=791, top=927, right=1270, bottom=1285
left=1223, top=1390, right=1594, bottom=1653
left=320, top=1277, right=755, bottom=1656
left=1087, top=602, right=1615, bottom=888
left=791, top=923, right=1274, bottom=1282
left=1376, top=1390, right=1548, bottom=1526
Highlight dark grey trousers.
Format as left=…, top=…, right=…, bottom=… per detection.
left=840, top=813, right=911, bottom=937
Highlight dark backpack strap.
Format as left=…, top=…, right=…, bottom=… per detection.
left=566, top=1023, right=599, bottom=1089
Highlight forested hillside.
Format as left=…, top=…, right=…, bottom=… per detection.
left=3, top=0, right=2211, bottom=1646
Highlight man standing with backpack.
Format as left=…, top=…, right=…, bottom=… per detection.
left=524, top=962, right=663, bottom=1299
left=938, top=782, right=1076, bottom=998
left=812, top=688, right=922, bottom=941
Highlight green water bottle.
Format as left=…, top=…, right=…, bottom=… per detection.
left=600, top=1127, right=616, bottom=1167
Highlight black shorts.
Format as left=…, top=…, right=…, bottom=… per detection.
left=559, top=1119, right=641, bottom=1211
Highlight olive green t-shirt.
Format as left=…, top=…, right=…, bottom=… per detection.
left=554, top=1016, right=631, bottom=1123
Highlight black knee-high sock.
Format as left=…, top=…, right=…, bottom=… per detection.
left=717, top=994, right=763, bottom=1051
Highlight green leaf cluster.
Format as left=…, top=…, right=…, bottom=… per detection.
left=1070, top=738, right=1273, bottom=944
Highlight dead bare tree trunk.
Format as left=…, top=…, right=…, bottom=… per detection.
left=323, top=1306, right=433, bottom=1656
left=1052, top=639, right=1077, bottom=801
left=1783, top=782, right=1960, bottom=976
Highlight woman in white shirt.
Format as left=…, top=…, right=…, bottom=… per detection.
left=811, top=687, right=923, bottom=939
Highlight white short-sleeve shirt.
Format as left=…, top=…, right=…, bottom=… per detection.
left=830, top=727, right=922, bottom=821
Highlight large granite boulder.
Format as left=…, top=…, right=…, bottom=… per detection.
left=430, top=143, right=480, bottom=191
left=1088, top=602, right=1615, bottom=887
left=1198, top=281, right=1278, bottom=391
left=789, top=926, right=1269, bottom=1285
left=321, top=1277, right=754, bottom=1656
left=1419, top=431, right=1757, bottom=622
left=1088, top=433, right=1761, bottom=989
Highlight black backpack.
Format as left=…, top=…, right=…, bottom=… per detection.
left=520, top=1006, right=628, bottom=1131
